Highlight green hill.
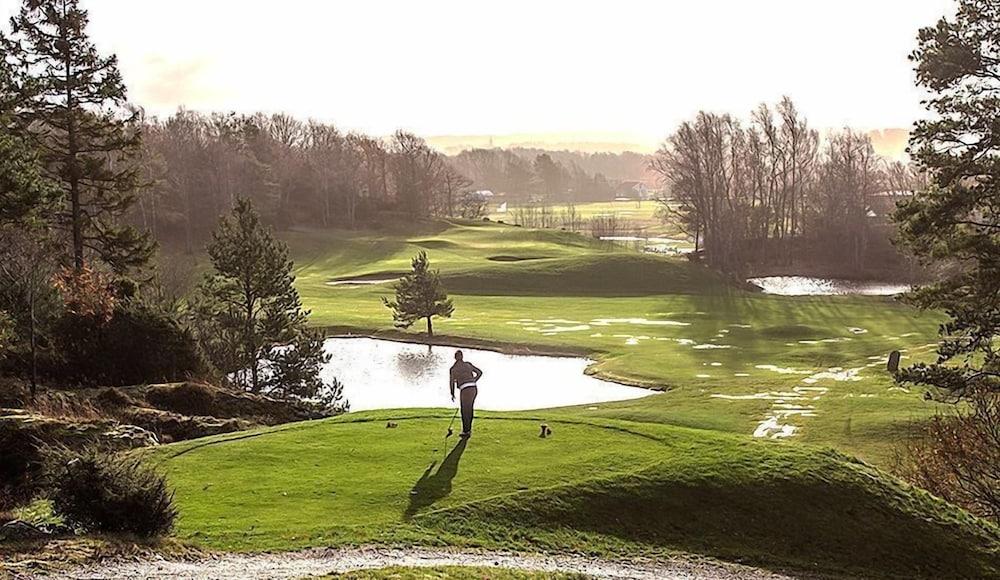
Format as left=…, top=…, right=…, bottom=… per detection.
left=152, top=412, right=999, bottom=578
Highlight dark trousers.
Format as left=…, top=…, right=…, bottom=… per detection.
left=460, top=386, right=478, bottom=434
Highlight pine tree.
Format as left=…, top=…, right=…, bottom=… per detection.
left=0, top=51, right=53, bottom=226
left=0, top=51, right=58, bottom=398
left=894, top=0, right=1000, bottom=398
left=193, top=198, right=340, bottom=406
left=382, top=251, right=454, bottom=337
left=4, top=0, right=153, bottom=273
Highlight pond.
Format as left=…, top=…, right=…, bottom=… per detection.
left=748, top=276, right=911, bottom=296
left=320, top=337, right=656, bottom=412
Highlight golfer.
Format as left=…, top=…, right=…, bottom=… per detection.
left=449, top=350, right=483, bottom=438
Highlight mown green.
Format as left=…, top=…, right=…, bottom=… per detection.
left=288, top=220, right=942, bottom=462
left=145, top=219, right=1000, bottom=579
left=153, top=412, right=1000, bottom=579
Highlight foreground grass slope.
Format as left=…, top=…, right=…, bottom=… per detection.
left=152, top=412, right=1000, bottom=579
left=286, top=220, right=942, bottom=460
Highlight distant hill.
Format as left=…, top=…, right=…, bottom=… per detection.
left=427, top=133, right=657, bottom=156
left=428, top=128, right=912, bottom=162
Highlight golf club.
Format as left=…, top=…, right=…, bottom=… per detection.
left=445, top=406, right=459, bottom=439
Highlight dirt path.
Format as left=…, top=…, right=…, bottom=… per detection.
left=43, top=546, right=800, bottom=579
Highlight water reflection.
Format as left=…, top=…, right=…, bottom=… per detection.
left=394, top=347, right=444, bottom=381
left=322, top=337, right=654, bottom=412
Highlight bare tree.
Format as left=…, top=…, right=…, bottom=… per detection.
left=388, top=131, right=445, bottom=217
left=441, top=165, right=473, bottom=218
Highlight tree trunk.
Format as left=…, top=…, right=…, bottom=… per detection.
left=426, top=316, right=433, bottom=337
left=65, top=43, right=84, bottom=271
left=246, top=294, right=258, bottom=392
left=29, top=282, right=37, bottom=400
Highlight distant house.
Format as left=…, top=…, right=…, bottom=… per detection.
left=613, top=180, right=650, bottom=200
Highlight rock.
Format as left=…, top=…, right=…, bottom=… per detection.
left=121, top=406, right=249, bottom=442
left=103, top=424, right=159, bottom=448
left=1, top=411, right=158, bottom=455
left=0, top=520, right=49, bottom=542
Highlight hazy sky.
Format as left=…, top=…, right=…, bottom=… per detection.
left=1, top=0, right=955, bottom=141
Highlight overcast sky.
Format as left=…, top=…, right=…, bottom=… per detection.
left=1, top=0, right=955, bottom=141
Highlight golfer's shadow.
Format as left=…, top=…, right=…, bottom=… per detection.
left=404, top=438, right=467, bottom=520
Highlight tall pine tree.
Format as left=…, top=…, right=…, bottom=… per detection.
left=193, top=198, right=341, bottom=406
left=4, top=0, right=152, bottom=273
left=894, top=0, right=1000, bottom=398
left=0, top=43, right=58, bottom=397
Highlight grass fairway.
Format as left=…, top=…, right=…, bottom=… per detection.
left=144, top=219, right=1000, bottom=577
left=154, top=412, right=1000, bottom=579
left=286, top=220, right=943, bottom=462
left=488, top=200, right=684, bottom=239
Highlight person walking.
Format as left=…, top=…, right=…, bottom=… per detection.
left=449, top=350, right=483, bottom=438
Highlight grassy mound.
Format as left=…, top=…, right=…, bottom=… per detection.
left=440, top=254, right=734, bottom=296
left=420, top=446, right=1000, bottom=579
left=151, top=413, right=1000, bottom=578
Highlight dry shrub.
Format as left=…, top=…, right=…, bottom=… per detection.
left=93, top=387, right=137, bottom=411
left=900, top=390, right=1000, bottom=523
left=50, top=448, right=176, bottom=537
left=589, top=214, right=636, bottom=239
left=25, top=391, right=104, bottom=422
left=144, top=382, right=217, bottom=417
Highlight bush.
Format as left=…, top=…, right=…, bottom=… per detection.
left=93, top=387, right=137, bottom=411
left=0, top=420, right=45, bottom=513
left=145, top=382, right=217, bottom=416
left=50, top=449, right=176, bottom=537
left=899, top=389, right=1000, bottom=524
left=55, top=299, right=208, bottom=386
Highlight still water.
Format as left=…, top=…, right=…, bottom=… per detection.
left=320, top=337, right=655, bottom=412
left=748, top=276, right=910, bottom=296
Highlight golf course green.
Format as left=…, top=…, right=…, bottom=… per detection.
left=289, top=219, right=941, bottom=461
left=151, top=218, right=1000, bottom=578
left=154, top=412, right=999, bottom=578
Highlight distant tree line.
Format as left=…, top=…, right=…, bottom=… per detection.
left=134, top=113, right=647, bottom=254
left=137, top=113, right=487, bottom=253
left=449, top=148, right=632, bottom=202
left=651, top=97, right=925, bottom=274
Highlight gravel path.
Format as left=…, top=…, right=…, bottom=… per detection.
left=40, top=546, right=800, bottom=580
